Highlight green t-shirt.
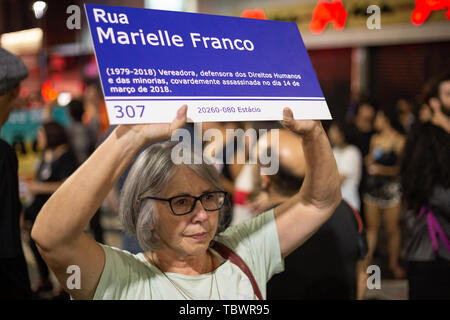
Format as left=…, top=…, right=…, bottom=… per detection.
left=93, top=209, right=284, bottom=300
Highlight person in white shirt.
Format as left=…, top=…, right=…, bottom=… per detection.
left=328, top=122, right=362, bottom=211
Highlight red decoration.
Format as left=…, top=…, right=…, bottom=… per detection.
left=411, top=0, right=450, bottom=26
left=41, top=81, right=59, bottom=102
left=310, top=0, right=347, bottom=34
left=241, top=8, right=267, bottom=20
left=233, top=190, right=249, bottom=205
left=49, top=54, right=66, bottom=72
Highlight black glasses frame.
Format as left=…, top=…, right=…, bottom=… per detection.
left=139, top=191, right=228, bottom=216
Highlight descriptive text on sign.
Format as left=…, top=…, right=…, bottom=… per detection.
left=85, top=4, right=331, bottom=124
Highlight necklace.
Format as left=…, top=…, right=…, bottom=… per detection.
left=145, top=251, right=220, bottom=300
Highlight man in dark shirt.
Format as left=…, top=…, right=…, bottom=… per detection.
left=348, top=101, right=377, bottom=158
left=0, top=48, right=31, bottom=299
left=255, top=129, right=365, bottom=299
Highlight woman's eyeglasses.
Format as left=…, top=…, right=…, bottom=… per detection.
left=138, top=191, right=227, bottom=216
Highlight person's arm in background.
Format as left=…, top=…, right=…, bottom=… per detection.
left=367, top=136, right=405, bottom=176
left=275, top=108, right=341, bottom=258
left=31, top=106, right=187, bottom=300
left=105, top=185, right=120, bottom=216
left=28, top=147, right=79, bottom=195
left=27, top=181, right=64, bottom=195
left=41, top=100, right=57, bottom=122
left=367, top=163, right=399, bottom=176
left=339, top=173, right=347, bottom=185
left=364, top=135, right=376, bottom=168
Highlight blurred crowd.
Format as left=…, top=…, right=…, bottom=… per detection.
left=1, top=47, right=449, bottom=300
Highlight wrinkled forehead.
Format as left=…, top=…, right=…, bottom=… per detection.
left=160, top=165, right=216, bottom=198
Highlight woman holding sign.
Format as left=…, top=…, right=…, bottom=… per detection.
left=31, top=106, right=341, bottom=300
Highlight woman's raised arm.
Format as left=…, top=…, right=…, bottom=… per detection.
left=275, top=108, right=341, bottom=258
left=31, top=105, right=187, bottom=299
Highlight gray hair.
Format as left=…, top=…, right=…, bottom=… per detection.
left=119, top=141, right=229, bottom=252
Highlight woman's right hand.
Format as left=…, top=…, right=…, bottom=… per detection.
left=117, top=105, right=188, bottom=147
left=367, top=163, right=381, bottom=175
left=364, top=154, right=374, bottom=167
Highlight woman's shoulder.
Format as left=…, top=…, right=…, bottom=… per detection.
left=100, top=244, right=150, bottom=271
left=213, top=208, right=284, bottom=291
left=94, top=245, right=155, bottom=299
left=391, top=131, right=405, bottom=153
left=369, top=133, right=381, bottom=148
left=344, top=145, right=362, bottom=157
left=214, top=209, right=277, bottom=252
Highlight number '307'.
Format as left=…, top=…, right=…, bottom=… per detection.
left=114, top=105, right=145, bottom=119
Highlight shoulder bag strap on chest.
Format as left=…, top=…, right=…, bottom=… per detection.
left=211, top=240, right=263, bottom=300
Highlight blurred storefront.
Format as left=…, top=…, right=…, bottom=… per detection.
left=198, top=0, right=450, bottom=120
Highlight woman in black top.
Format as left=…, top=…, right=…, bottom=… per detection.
left=25, top=121, right=77, bottom=295
left=363, top=107, right=406, bottom=279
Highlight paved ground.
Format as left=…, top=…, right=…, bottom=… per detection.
left=365, top=280, right=408, bottom=300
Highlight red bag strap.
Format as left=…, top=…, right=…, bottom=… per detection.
left=211, top=240, right=263, bottom=300
left=343, top=200, right=364, bottom=234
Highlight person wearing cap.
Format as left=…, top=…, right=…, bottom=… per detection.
left=0, top=47, right=32, bottom=299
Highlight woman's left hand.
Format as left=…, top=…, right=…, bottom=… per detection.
left=281, top=107, right=321, bottom=137
left=275, top=108, right=341, bottom=258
